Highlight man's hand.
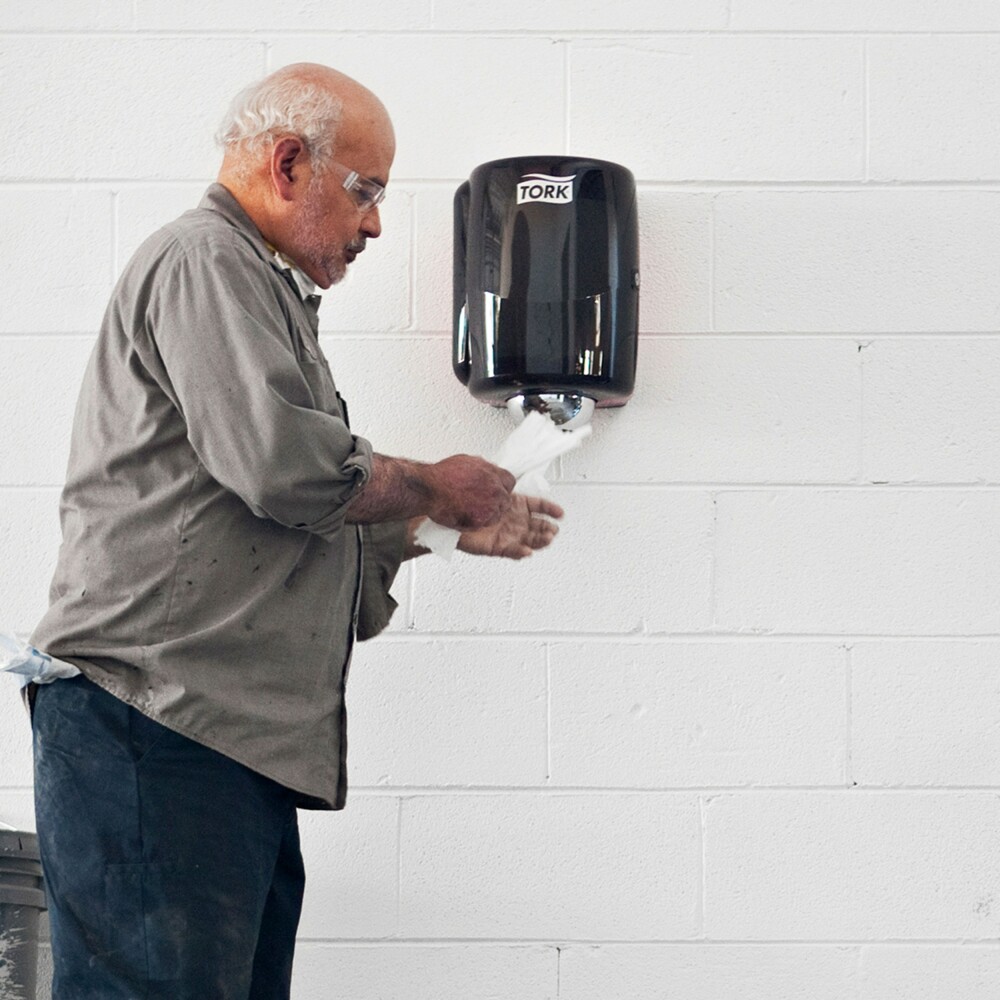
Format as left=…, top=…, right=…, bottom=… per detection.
left=456, top=494, right=564, bottom=559
left=424, top=455, right=516, bottom=531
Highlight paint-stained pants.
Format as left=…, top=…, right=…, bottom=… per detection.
left=32, top=674, right=305, bottom=999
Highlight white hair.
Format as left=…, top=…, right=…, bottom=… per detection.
left=215, top=73, right=343, bottom=174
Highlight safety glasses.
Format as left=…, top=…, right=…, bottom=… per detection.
left=330, top=160, right=385, bottom=214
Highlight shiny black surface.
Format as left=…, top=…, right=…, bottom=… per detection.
left=454, top=156, right=639, bottom=407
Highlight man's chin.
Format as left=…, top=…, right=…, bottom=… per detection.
left=311, top=272, right=342, bottom=291
left=321, top=260, right=348, bottom=288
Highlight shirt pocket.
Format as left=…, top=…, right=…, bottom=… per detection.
left=290, top=319, right=344, bottom=419
left=298, top=353, right=343, bottom=418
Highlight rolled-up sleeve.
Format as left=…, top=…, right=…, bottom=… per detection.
left=140, top=235, right=370, bottom=539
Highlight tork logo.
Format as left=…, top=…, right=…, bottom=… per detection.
left=517, top=173, right=577, bottom=205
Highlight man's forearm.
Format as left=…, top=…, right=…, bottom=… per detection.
left=344, top=453, right=516, bottom=530
left=344, top=455, right=436, bottom=524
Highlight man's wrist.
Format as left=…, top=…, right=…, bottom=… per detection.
left=346, top=455, right=438, bottom=525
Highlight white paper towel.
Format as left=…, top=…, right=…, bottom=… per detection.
left=414, top=411, right=591, bottom=559
left=0, top=631, right=81, bottom=688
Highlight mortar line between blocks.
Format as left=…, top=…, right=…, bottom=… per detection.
left=863, top=38, right=870, bottom=183
left=342, top=631, right=1000, bottom=644
left=708, top=493, right=719, bottom=628
left=564, top=40, right=571, bottom=153
left=293, top=936, right=1000, bottom=946
left=111, top=188, right=119, bottom=286
left=344, top=786, right=1000, bottom=796
left=698, top=795, right=708, bottom=938
left=408, top=191, right=417, bottom=328
left=12, top=28, right=1000, bottom=37
left=406, top=559, right=417, bottom=630
left=552, top=482, right=1000, bottom=491
left=709, top=194, right=717, bottom=331
left=845, top=644, right=855, bottom=788
left=0, top=485, right=65, bottom=494
left=545, top=643, right=552, bottom=785
left=856, top=338, right=867, bottom=483
left=396, top=797, right=403, bottom=936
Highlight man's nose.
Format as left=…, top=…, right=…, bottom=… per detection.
left=360, top=205, right=381, bottom=239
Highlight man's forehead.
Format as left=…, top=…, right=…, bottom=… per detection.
left=333, top=115, right=395, bottom=184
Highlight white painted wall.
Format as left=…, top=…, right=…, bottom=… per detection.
left=2, top=2, right=999, bottom=996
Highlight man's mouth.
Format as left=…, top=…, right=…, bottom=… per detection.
left=346, top=243, right=365, bottom=263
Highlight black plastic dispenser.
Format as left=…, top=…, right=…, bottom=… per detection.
left=453, top=156, right=639, bottom=427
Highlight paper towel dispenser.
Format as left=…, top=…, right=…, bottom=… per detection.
left=453, top=155, right=639, bottom=427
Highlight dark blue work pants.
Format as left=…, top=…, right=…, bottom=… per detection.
left=32, top=674, right=305, bottom=999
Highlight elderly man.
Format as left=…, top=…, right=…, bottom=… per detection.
left=29, top=63, right=562, bottom=998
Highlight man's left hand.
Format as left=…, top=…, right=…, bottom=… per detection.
left=456, top=494, right=564, bottom=559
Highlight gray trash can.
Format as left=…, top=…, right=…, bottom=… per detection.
left=0, top=830, right=46, bottom=1000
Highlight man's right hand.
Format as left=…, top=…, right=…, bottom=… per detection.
left=424, top=455, right=516, bottom=530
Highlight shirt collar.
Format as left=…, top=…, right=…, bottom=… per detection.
left=268, top=247, right=317, bottom=301
left=197, top=183, right=320, bottom=305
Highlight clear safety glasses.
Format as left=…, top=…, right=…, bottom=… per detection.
left=330, top=160, right=385, bottom=214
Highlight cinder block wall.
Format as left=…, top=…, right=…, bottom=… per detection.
left=2, top=2, right=1000, bottom=997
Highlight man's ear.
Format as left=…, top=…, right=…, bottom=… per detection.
left=271, top=136, right=306, bottom=202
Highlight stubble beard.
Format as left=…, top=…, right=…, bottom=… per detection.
left=294, top=184, right=348, bottom=288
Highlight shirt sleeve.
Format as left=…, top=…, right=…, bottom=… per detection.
left=140, top=235, right=370, bottom=540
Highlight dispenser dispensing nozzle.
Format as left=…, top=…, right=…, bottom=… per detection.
left=505, top=392, right=596, bottom=429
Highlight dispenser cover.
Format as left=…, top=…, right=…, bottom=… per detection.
left=454, top=156, right=639, bottom=407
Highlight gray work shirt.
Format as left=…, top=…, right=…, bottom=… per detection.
left=31, top=183, right=406, bottom=810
